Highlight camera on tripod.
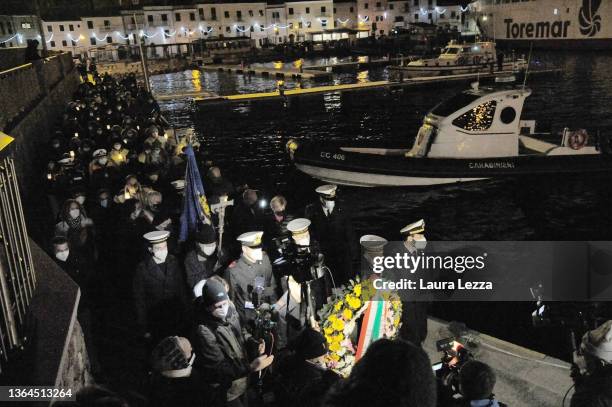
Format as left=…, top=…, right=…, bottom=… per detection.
left=434, top=337, right=474, bottom=395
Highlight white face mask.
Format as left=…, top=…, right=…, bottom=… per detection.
left=152, top=247, right=168, bottom=264
left=294, top=232, right=310, bottom=247
left=198, top=243, right=216, bottom=256
left=245, top=246, right=263, bottom=262
left=69, top=208, right=80, bottom=219
left=100, top=199, right=108, bottom=208
left=212, top=301, right=230, bottom=320
left=324, top=200, right=335, bottom=212
left=98, top=157, right=108, bottom=165
left=55, top=249, right=69, bottom=262
left=75, top=196, right=86, bottom=205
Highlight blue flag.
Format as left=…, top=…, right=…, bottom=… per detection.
left=179, top=145, right=211, bottom=242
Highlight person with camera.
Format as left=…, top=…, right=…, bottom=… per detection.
left=224, top=231, right=278, bottom=328
left=194, top=278, right=274, bottom=407
left=274, top=327, right=341, bottom=407
left=441, top=360, right=506, bottom=407
left=263, top=195, right=295, bottom=263
left=571, top=320, right=612, bottom=407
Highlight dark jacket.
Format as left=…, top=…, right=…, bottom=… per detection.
left=194, top=310, right=252, bottom=402
left=275, top=354, right=341, bottom=407
left=571, top=366, right=612, bottom=407
left=304, top=202, right=358, bottom=286
left=184, top=249, right=224, bottom=289
left=133, top=254, right=189, bottom=339
left=263, top=212, right=295, bottom=261
left=149, top=369, right=219, bottom=407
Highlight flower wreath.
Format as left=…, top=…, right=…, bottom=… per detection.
left=318, top=276, right=403, bottom=376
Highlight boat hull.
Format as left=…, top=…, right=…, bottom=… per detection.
left=389, top=61, right=519, bottom=78
left=292, top=145, right=612, bottom=187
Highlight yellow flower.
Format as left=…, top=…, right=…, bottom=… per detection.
left=334, top=301, right=344, bottom=312
left=329, top=341, right=341, bottom=352
left=342, top=308, right=353, bottom=320
left=328, top=314, right=337, bottom=323
left=330, top=353, right=340, bottom=362
left=332, top=333, right=344, bottom=343
left=332, top=317, right=345, bottom=331
left=353, top=284, right=362, bottom=297
left=325, top=334, right=333, bottom=343
left=324, top=326, right=334, bottom=336
left=347, top=296, right=362, bottom=310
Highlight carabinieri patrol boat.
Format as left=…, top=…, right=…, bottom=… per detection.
left=287, top=78, right=612, bottom=187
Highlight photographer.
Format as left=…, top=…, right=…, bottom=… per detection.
left=263, top=195, right=295, bottom=263
left=194, top=279, right=274, bottom=407
left=571, top=320, right=612, bottom=407
left=448, top=360, right=506, bottom=407
left=274, top=327, right=341, bottom=407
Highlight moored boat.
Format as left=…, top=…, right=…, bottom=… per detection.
left=287, top=77, right=612, bottom=187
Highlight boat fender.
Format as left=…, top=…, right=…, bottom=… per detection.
left=568, top=129, right=588, bottom=150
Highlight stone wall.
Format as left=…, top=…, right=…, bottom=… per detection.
left=0, top=47, right=28, bottom=71
left=97, top=57, right=193, bottom=77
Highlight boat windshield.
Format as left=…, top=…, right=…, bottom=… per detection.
left=430, top=92, right=480, bottom=117
left=443, top=47, right=460, bottom=54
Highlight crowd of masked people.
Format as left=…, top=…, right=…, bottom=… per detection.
left=44, top=70, right=612, bottom=407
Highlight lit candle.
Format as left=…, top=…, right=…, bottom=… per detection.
left=107, top=124, right=111, bottom=130
left=69, top=151, right=75, bottom=158
left=47, top=173, right=52, bottom=180
left=74, top=132, right=79, bottom=137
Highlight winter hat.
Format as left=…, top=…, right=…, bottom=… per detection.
left=292, top=327, right=328, bottom=360
left=581, top=320, right=612, bottom=363
left=195, top=224, right=216, bottom=244
left=201, top=278, right=228, bottom=307
left=151, top=336, right=193, bottom=376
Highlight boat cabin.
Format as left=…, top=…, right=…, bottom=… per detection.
left=408, top=40, right=497, bottom=67
left=408, top=83, right=529, bottom=158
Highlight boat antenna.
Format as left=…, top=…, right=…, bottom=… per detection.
left=522, top=41, right=533, bottom=91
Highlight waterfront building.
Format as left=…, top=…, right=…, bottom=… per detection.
left=0, top=15, right=41, bottom=49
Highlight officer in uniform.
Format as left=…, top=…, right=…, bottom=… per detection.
left=304, top=184, right=358, bottom=287
left=223, top=231, right=278, bottom=329
left=133, top=231, right=190, bottom=343
left=184, top=224, right=227, bottom=290
left=394, top=220, right=429, bottom=347
left=359, top=234, right=388, bottom=279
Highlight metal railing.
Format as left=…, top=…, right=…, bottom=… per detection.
left=0, top=154, right=35, bottom=374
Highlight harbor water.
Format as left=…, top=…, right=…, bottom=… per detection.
left=153, top=51, right=612, bottom=359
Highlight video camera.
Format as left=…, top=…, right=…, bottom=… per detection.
left=272, top=240, right=326, bottom=284
left=434, top=337, right=474, bottom=395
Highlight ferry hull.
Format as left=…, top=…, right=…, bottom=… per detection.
left=390, top=62, right=518, bottom=78
left=292, top=145, right=612, bottom=187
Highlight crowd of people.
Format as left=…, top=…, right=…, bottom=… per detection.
left=43, top=68, right=612, bottom=407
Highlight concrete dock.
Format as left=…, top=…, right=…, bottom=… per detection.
left=200, top=63, right=333, bottom=80
left=424, top=318, right=572, bottom=407
left=194, top=68, right=562, bottom=103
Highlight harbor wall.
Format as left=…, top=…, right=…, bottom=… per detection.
left=0, top=47, right=28, bottom=71
left=0, top=53, right=91, bottom=399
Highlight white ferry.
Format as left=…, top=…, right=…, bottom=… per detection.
left=469, top=0, right=612, bottom=49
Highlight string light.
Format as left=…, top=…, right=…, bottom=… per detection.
left=67, top=33, right=82, bottom=43
left=0, top=33, right=19, bottom=44
left=116, top=31, right=131, bottom=40
left=435, top=7, right=446, bottom=14
left=420, top=8, right=428, bottom=16
left=337, top=18, right=350, bottom=24
left=92, top=33, right=109, bottom=42
left=358, top=15, right=369, bottom=23
left=460, top=5, right=470, bottom=13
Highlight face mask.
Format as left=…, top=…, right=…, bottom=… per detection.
left=75, top=196, right=86, bottom=205
left=55, top=249, right=69, bottom=262
left=52, top=143, right=60, bottom=149
left=149, top=174, right=159, bottom=182
left=198, top=243, right=216, bottom=256
left=246, top=247, right=263, bottom=262
left=273, top=210, right=285, bottom=218
left=98, top=157, right=108, bottom=165
left=294, top=233, right=310, bottom=247
left=69, top=209, right=80, bottom=219
left=212, top=302, right=230, bottom=320
left=100, top=199, right=108, bottom=208
left=324, top=200, right=335, bottom=212
left=152, top=247, right=168, bottom=264
left=113, top=144, right=121, bottom=151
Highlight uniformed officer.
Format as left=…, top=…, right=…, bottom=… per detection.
left=133, top=231, right=190, bottom=343
left=184, top=224, right=227, bottom=290
left=396, top=219, right=429, bottom=347
left=359, top=234, right=388, bottom=279
left=223, top=231, right=277, bottom=328
left=304, top=184, right=358, bottom=287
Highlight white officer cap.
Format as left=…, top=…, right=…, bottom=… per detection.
left=171, top=180, right=185, bottom=191
left=144, top=230, right=170, bottom=244
left=400, top=219, right=425, bottom=236
left=581, top=320, right=612, bottom=363
left=359, top=234, right=388, bottom=251
left=237, top=231, right=263, bottom=247
left=287, top=218, right=311, bottom=238
left=92, top=148, right=107, bottom=158
left=315, top=184, right=337, bottom=198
